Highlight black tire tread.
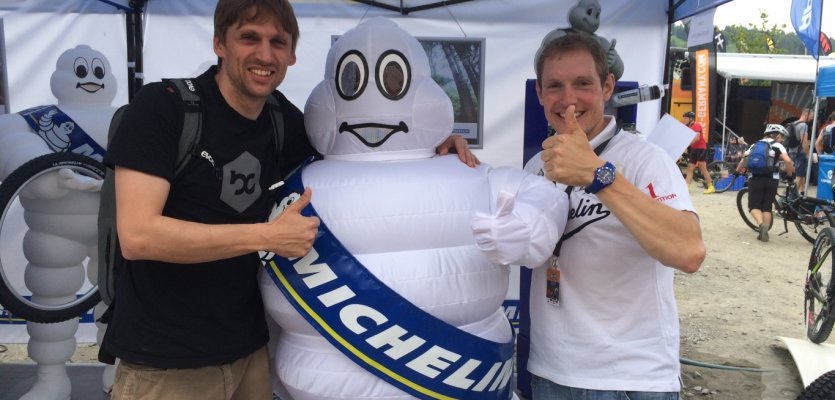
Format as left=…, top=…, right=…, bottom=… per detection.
left=807, top=228, right=835, bottom=344
left=0, top=152, right=104, bottom=323
left=797, top=369, right=835, bottom=400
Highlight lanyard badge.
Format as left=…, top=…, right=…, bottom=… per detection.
left=546, top=255, right=560, bottom=306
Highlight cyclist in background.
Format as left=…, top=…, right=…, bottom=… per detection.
left=738, top=124, right=795, bottom=242
left=682, top=111, right=715, bottom=194
left=814, top=111, right=835, bottom=156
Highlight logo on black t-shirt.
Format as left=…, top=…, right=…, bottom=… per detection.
left=221, top=152, right=262, bottom=212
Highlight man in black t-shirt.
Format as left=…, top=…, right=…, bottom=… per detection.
left=101, top=1, right=319, bottom=399
left=101, top=1, right=476, bottom=398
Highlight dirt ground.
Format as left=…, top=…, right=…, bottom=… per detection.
left=0, top=184, right=823, bottom=399
left=677, top=184, right=814, bottom=399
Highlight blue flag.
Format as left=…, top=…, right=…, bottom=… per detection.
left=791, top=0, right=823, bottom=59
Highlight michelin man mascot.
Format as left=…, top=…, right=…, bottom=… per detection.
left=0, top=45, right=117, bottom=400
left=260, top=17, right=566, bottom=400
left=535, top=0, right=624, bottom=81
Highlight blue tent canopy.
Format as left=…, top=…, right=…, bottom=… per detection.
left=819, top=64, right=835, bottom=97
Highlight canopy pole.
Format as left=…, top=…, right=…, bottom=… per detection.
left=804, top=0, right=826, bottom=196
left=721, top=77, right=729, bottom=158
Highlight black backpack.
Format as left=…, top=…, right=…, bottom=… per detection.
left=784, top=121, right=802, bottom=149
left=96, top=78, right=285, bottom=306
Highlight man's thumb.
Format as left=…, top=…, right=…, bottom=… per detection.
left=564, top=104, right=581, bottom=134
left=285, top=187, right=312, bottom=213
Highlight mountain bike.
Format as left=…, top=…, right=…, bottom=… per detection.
left=703, top=160, right=745, bottom=193
left=806, top=227, right=835, bottom=344
left=736, top=177, right=835, bottom=244
left=0, top=152, right=104, bottom=323
left=677, top=157, right=741, bottom=193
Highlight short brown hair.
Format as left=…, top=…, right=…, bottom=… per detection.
left=214, top=0, right=300, bottom=50
left=535, top=32, right=609, bottom=87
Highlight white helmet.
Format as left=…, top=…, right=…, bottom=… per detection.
left=765, top=124, right=788, bottom=137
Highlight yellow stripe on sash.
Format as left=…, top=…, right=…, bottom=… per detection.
left=268, top=260, right=456, bottom=400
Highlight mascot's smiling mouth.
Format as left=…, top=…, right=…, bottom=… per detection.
left=76, top=82, right=104, bottom=93
left=339, top=121, right=409, bottom=148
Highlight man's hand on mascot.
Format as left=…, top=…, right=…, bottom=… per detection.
left=268, top=187, right=320, bottom=258
left=471, top=190, right=531, bottom=265
left=540, top=104, right=601, bottom=186
left=436, top=134, right=480, bottom=168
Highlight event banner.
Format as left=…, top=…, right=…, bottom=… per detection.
left=690, top=47, right=716, bottom=143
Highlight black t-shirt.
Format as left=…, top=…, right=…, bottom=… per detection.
left=101, top=66, right=317, bottom=368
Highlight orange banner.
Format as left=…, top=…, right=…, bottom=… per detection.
left=694, top=48, right=710, bottom=143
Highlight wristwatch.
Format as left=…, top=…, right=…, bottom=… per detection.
left=585, top=162, right=616, bottom=194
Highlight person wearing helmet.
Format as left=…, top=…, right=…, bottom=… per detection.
left=682, top=111, right=715, bottom=194
left=738, top=124, right=795, bottom=242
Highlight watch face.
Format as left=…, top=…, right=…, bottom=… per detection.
left=597, top=166, right=615, bottom=184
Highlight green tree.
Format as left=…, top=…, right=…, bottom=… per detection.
left=727, top=10, right=785, bottom=53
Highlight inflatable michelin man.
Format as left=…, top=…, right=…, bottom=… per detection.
left=260, top=17, right=566, bottom=400
left=0, top=45, right=117, bottom=400
left=535, top=0, right=624, bottom=81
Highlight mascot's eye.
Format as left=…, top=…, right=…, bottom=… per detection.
left=376, top=50, right=410, bottom=100
left=73, top=57, right=89, bottom=78
left=586, top=8, right=593, bottom=16
left=92, top=58, right=106, bottom=79
left=336, top=50, right=368, bottom=100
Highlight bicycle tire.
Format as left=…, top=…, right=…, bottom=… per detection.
left=707, top=161, right=734, bottom=193
left=798, top=369, right=835, bottom=400
left=796, top=219, right=825, bottom=245
left=0, top=152, right=104, bottom=323
left=806, top=227, right=835, bottom=344
left=736, top=188, right=775, bottom=232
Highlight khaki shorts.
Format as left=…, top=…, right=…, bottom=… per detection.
left=111, top=346, right=271, bottom=400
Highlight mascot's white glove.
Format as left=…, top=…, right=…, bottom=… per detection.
left=471, top=190, right=531, bottom=265
left=21, top=167, right=102, bottom=199
left=57, top=167, right=102, bottom=191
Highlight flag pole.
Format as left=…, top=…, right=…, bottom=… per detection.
left=804, top=0, right=825, bottom=195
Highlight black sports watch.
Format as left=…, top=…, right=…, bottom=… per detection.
left=585, top=161, right=616, bottom=194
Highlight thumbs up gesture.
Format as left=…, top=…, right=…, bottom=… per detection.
left=471, top=190, right=531, bottom=265
left=539, top=104, right=603, bottom=186
left=267, top=187, right=320, bottom=258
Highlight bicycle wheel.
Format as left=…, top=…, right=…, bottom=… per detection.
left=707, top=161, right=734, bottom=193
left=797, top=219, right=826, bottom=244
left=0, top=152, right=104, bottom=323
left=798, top=369, right=835, bottom=400
left=736, top=188, right=776, bottom=231
left=806, top=227, right=835, bottom=344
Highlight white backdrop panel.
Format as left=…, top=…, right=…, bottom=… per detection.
left=145, top=0, right=669, bottom=168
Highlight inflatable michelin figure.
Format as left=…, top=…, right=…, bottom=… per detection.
left=0, top=45, right=117, bottom=400
left=260, top=17, right=566, bottom=400
left=535, top=0, right=624, bottom=81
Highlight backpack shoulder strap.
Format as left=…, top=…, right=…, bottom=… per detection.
left=265, top=91, right=285, bottom=156
left=163, top=78, right=203, bottom=178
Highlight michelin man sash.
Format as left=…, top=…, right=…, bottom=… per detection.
left=19, top=105, right=106, bottom=161
left=263, top=163, right=514, bottom=400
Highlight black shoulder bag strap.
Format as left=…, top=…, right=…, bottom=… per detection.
left=265, top=93, right=285, bottom=179
left=164, top=78, right=203, bottom=178
left=552, top=130, right=619, bottom=257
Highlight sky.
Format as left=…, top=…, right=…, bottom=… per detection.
left=713, top=0, right=834, bottom=36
